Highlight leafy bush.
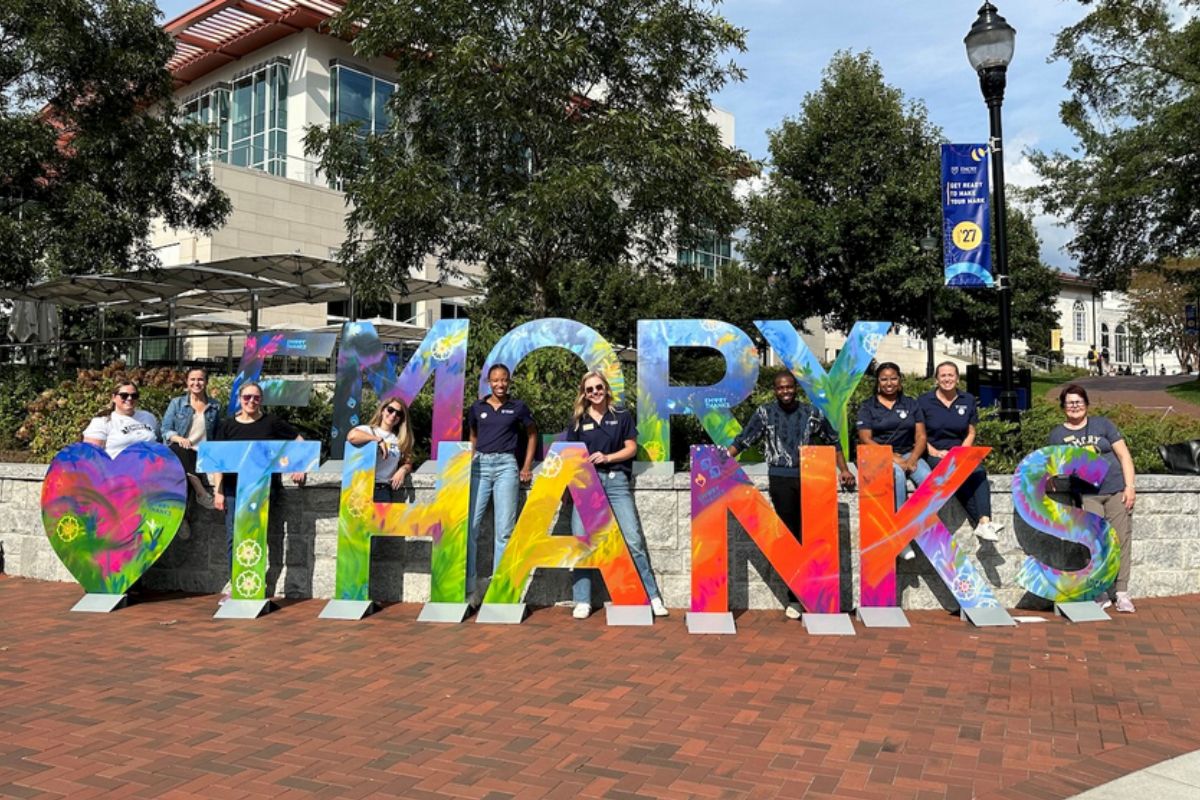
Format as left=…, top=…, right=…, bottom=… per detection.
left=19, top=363, right=187, bottom=460
left=0, top=365, right=61, bottom=451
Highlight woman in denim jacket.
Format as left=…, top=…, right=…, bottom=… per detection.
left=162, top=367, right=223, bottom=509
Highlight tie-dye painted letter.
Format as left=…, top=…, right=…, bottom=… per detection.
left=755, top=320, right=889, bottom=458
left=331, top=319, right=469, bottom=459
left=197, top=440, right=321, bottom=601
left=637, top=320, right=759, bottom=461
left=858, top=445, right=1000, bottom=609
left=689, top=445, right=841, bottom=613
left=229, top=331, right=338, bottom=413
left=1012, top=446, right=1119, bottom=602
left=482, top=443, right=648, bottom=606
left=478, top=318, right=626, bottom=404
left=334, top=441, right=472, bottom=603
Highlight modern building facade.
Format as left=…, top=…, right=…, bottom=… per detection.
left=152, top=0, right=737, bottom=356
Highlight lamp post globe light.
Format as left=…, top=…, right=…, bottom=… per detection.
left=965, top=2, right=1018, bottom=423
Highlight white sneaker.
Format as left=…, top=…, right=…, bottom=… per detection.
left=650, top=596, right=669, bottom=617
left=785, top=602, right=802, bottom=620
left=901, top=544, right=917, bottom=561
left=975, top=521, right=1001, bottom=542
left=572, top=603, right=591, bottom=619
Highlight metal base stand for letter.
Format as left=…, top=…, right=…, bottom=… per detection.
left=475, top=603, right=527, bottom=625
left=318, top=599, right=376, bottom=620
left=1055, top=601, right=1111, bottom=623
left=417, top=602, right=471, bottom=623
left=604, top=602, right=653, bottom=627
left=857, top=606, right=911, bottom=628
left=685, top=611, right=736, bottom=634
left=961, top=606, right=1017, bottom=627
left=803, top=613, right=856, bottom=635
left=71, top=593, right=127, bottom=613
left=214, top=599, right=272, bottom=620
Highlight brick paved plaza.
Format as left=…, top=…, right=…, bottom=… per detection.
left=3, top=576, right=1200, bottom=799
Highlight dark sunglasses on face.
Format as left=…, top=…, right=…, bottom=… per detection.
left=383, top=406, right=404, bottom=417
left=241, top=394, right=263, bottom=402
left=584, top=385, right=606, bottom=395
left=116, top=392, right=139, bottom=401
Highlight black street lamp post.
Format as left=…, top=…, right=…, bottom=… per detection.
left=920, top=232, right=938, bottom=378
left=965, top=2, right=1018, bottom=423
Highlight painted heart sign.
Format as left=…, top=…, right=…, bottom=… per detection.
left=41, top=442, right=186, bottom=594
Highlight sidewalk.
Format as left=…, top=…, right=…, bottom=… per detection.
left=4, top=576, right=1200, bottom=799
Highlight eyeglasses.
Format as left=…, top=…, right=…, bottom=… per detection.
left=584, top=385, right=606, bottom=395
left=116, top=392, right=139, bottom=401
left=1064, top=401, right=1086, bottom=408
left=241, top=394, right=263, bottom=403
left=383, top=406, right=404, bottom=417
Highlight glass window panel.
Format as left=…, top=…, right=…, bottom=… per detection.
left=374, top=80, right=395, bottom=133
left=336, top=67, right=373, bottom=128
left=232, top=79, right=252, bottom=141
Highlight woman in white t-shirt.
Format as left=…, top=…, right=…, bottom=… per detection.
left=82, top=381, right=160, bottom=458
left=346, top=398, right=415, bottom=501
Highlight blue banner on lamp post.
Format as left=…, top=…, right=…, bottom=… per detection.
left=941, top=144, right=993, bottom=288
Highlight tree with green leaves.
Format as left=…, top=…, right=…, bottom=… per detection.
left=742, top=50, right=1058, bottom=352
left=1126, top=264, right=1200, bottom=370
left=305, top=0, right=749, bottom=318
left=0, top=0, right=230, bottom=286
left=1027, top=0, right=1200, bottom=290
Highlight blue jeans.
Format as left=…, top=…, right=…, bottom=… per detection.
left=572, top=471, right=661, bottom=604
left=468, top=452, right=520, bottom=582
left=923, top=455, right=991, bottom=524
left=893, top=452, right=932, bottom=511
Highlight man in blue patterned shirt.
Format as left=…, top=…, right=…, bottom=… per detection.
left=727, top=371, right=855, bottom=618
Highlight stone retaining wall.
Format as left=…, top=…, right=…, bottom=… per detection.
left=3, top=462, right=1198, bottom=609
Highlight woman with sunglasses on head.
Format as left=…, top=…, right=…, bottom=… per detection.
left=346, top=398, right=415, bottom=501
left=566, top=371, right=668, bottom=619
left=83, top=381, right=160, bottom=458
left=855, top=362, right=931, bottom=559
left=211, top=382, right=307, bottom=601
left=161, top=367, right=222, bottom=509
left=1049, top=384, right=1137, bottom=613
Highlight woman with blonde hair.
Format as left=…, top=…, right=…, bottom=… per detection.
left=566, top=371, right=667, bottom=619
left=346, top=397, right=416, bottom=501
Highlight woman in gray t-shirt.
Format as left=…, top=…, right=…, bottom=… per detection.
left=1047, top=384, right=1137, bottom=613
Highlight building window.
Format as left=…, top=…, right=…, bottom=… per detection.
left=182, top=84, right=231, bottom=170
left=1115, top=323, right=1129, bottom=364
left=677, top=233, right=734, bottom=280
left=330, top=63, right=395, bottom=137
left=229, top=60, right=289, bottom=176
left=327, top=300, right=414, bottom=324
left=440, top=302, right=469, bottom=320
left=1072, top=300, right=1086, bottom=342
left=1101, top=322, right=1110, bottom=351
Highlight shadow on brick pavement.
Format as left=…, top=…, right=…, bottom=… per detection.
left=3, top=576, right=1200, bottom=799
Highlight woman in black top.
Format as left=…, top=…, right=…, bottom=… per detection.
left=211, top=382, right=306, bottom=601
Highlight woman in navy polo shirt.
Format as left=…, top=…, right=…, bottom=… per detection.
left=855, top=363, right=931, bottom=556
left=917, top=362, right=1001, bottom=542
left=566, top=371, right=667, bottom=620
left=468, top=364, right=538, bottom=603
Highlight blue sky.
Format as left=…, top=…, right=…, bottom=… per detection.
left=157, top=0, right=1087, bottom=268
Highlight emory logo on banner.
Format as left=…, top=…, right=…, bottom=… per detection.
left=941, top=143, right=993, bottom=288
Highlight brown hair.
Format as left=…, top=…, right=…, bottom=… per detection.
left=103, top=381, right=139, bottom=419
left=1058, top=384, right=1090, bottom=408
left=367, top=397, right=414, bottom=462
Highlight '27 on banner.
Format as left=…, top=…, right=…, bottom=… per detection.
left=41, top=318, right=1118, bottom=626
left=941, top=143, right=993, bottom=288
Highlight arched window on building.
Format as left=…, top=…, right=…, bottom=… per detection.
left=1115, top=323, right=1129, bottom=364
left=1072, top=300, right=1086, bottom=342
left=1101, top=323, right=1110, bottom=351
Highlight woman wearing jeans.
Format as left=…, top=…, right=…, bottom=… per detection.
left=567, top=371, right=668, bottom=619
left=467, top=364, right=537, bottom=604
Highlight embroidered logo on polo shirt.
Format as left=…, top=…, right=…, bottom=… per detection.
left=500, top=409, right=514, bottom=414
left=897, top=410, right=907, bottom=419
left=480, top=412, right=488, bottom=419
left=957, top=406, right=966, bottom=415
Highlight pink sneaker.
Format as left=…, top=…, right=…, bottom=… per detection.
left=1115, top=592, right=1135, bottom=613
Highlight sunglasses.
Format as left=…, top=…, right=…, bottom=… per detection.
left=584, top=385, right=606, bottom=395
left=116, top=392, right=139, bottom=401
left=241, top=394, right=263, bottom=402
left=383, top=406, right=404, bottom=417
